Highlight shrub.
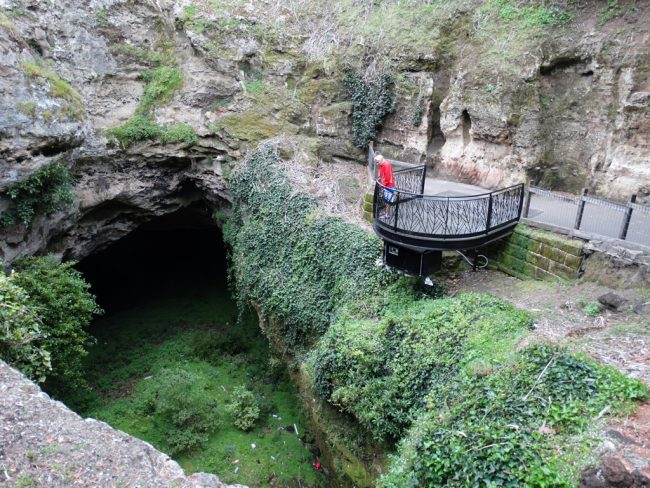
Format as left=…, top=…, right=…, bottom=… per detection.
left=226, top=386, right=260, bottom=431
left=11, top=257, right=102, bottom=394
left=343, top=66, right=395, bottom=149
left=1, top=161, right=74, bottom=228
left=140, top=367, right=221, bottom=454
left=106, top=115, right=161, bottom=146
left=312, top=291, right=533, bottom=440
left=159, top=123, right=198, bottom=144
left=0, top=270, right=51, bottom=383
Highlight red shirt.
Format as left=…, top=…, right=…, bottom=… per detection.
left=379, top=162, right=395, bottom=188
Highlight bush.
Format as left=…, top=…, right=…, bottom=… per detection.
left=140, top=367, right=221, bottom=454
left=137, top=66, right=183, bottom=115
left=106, top=115, right=161, bottom=146
left=11, top=257, right=102, bottom=393
left=226, top=386, right=261, bottom=431
left=1, top=161, right=74, bottom=227
left=0, top=271, right=51, bottom=382
left=312, top=291, right=532, bottom=440
left=159, top=123, right=198, bottom=144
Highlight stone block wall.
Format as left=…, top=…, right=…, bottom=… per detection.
left=362, top=191, right=374, bottom=223
left=489, top=224, right=585, bottom=281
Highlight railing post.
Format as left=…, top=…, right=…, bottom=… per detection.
left=619, top=194, right=637, bottom=240
left=444, top=197, right=450, bottom=235
left=420, top=166, right=426, bottom=195
left=393, top=192, right=400, bottom=231
left=486, top=193, right=493, bottom=232
left=372, top=182, right=379, bottom=221
left=574, top=188, right=589, bottom=230
left=523, top=181, right=534, bottom=218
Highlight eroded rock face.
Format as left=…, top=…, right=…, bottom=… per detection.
left=0, top=0, right=649, bottom=266
left=0, top=359, right=243, bottom=488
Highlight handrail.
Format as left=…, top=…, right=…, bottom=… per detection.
left=373, top=180, right=525, bottom=243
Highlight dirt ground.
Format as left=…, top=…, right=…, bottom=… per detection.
left=449, top=269, right=650, bottom=385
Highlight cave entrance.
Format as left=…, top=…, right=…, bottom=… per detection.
left=69, top=205, right=326, bottom=488
left=76, top=203, right=225, bottom=314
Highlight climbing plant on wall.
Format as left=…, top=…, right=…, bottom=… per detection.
left=0, top=161, right=74, bottom=228
left=343, top=66, right=395, bottom=149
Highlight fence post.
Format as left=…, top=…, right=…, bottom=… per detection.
left=523, top=182, right=534, bottom=218
left=619, top=194, right=637, bottom=240
left=574, top=188, right=589, bottom=230
left=486, top=193, right=493, bottom=231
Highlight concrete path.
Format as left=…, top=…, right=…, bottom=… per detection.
left=423, top=177, right=486, bottom=197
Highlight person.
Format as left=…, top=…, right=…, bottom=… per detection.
left=375, top=154, right=395, bottom=217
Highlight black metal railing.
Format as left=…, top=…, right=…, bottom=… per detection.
left=373, top=179, right=525, bottom=241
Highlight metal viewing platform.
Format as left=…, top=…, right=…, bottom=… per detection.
left=369, top=149, right=525, bottom=275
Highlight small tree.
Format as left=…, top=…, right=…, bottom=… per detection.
left=227, top=386, right=261, bottom=431
left=12, top=257, right=102, bottom=394
left=0, top=271, right=51, bottom=382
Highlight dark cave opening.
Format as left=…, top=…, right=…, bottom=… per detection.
left=462, top=109, right=472, bottom=147
left=76, top=202, right=227, bottom=314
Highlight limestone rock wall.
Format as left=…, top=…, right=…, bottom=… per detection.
left=0, top=359, right=243, bottom=488
left=0, top=0, right=648, bottom=265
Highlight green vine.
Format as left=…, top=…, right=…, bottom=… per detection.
left=411, top=96, right=426, bottom=127
left=343, top=66, right=395, bottom=149
left=1, top=161, right=74, bottom=228
left=224, top=143, right=386, bottom=345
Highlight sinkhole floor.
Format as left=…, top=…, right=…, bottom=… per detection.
left=62, top=282, right=325, bottom=488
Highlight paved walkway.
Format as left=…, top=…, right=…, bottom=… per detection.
left=423, top=177, right=486, bottom=197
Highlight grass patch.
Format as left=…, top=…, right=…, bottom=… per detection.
left=63, top=283, right=325, bottom=488
left=19, top=59, right=84, bottom=120
left=137, top=66, right=183, bottom=115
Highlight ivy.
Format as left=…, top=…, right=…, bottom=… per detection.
left=343, top=66, right=395, bottom=149
left=1, top=161, right=74, bottom=228
left=224, top=143, right=386, bottom=345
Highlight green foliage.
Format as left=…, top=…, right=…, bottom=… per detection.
left=226, top=386, right=261, bottom=431
left=140, top=367, right=221, bottom=454
left=106, top=116, right=197, bottom=147
left=578, top=299, right=602, bottom=317
left=63, top=283, right=323, bottom=487
left=1, top=161, right=74, bottom=228
left=311, top=291, right=533, bottom=441
left=159, top=123, right=198, bottom=144
left=137, top=66, right=183, bottom=115
left=17, top=101, right=37, bottom=117
left=225, top=144, right=385, bottom=344
left=495, top=0, right=573, bottom=28
left=106, top=67, right=193, bottom=147
left=343, top=67, right=395, bottom=149
left=243, top=79, right=265, bottom=94
left=12, top=257, right=102, bottom=394
left=411, top=97, right=426, bottom=127
left=379, top=345, right=647, bottom=487
left=106, top=115, right=161, bottom=146
left=0, top=270, right=51, bottom=383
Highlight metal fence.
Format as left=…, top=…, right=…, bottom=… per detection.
left=524, top=187, right=650, bottom=248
